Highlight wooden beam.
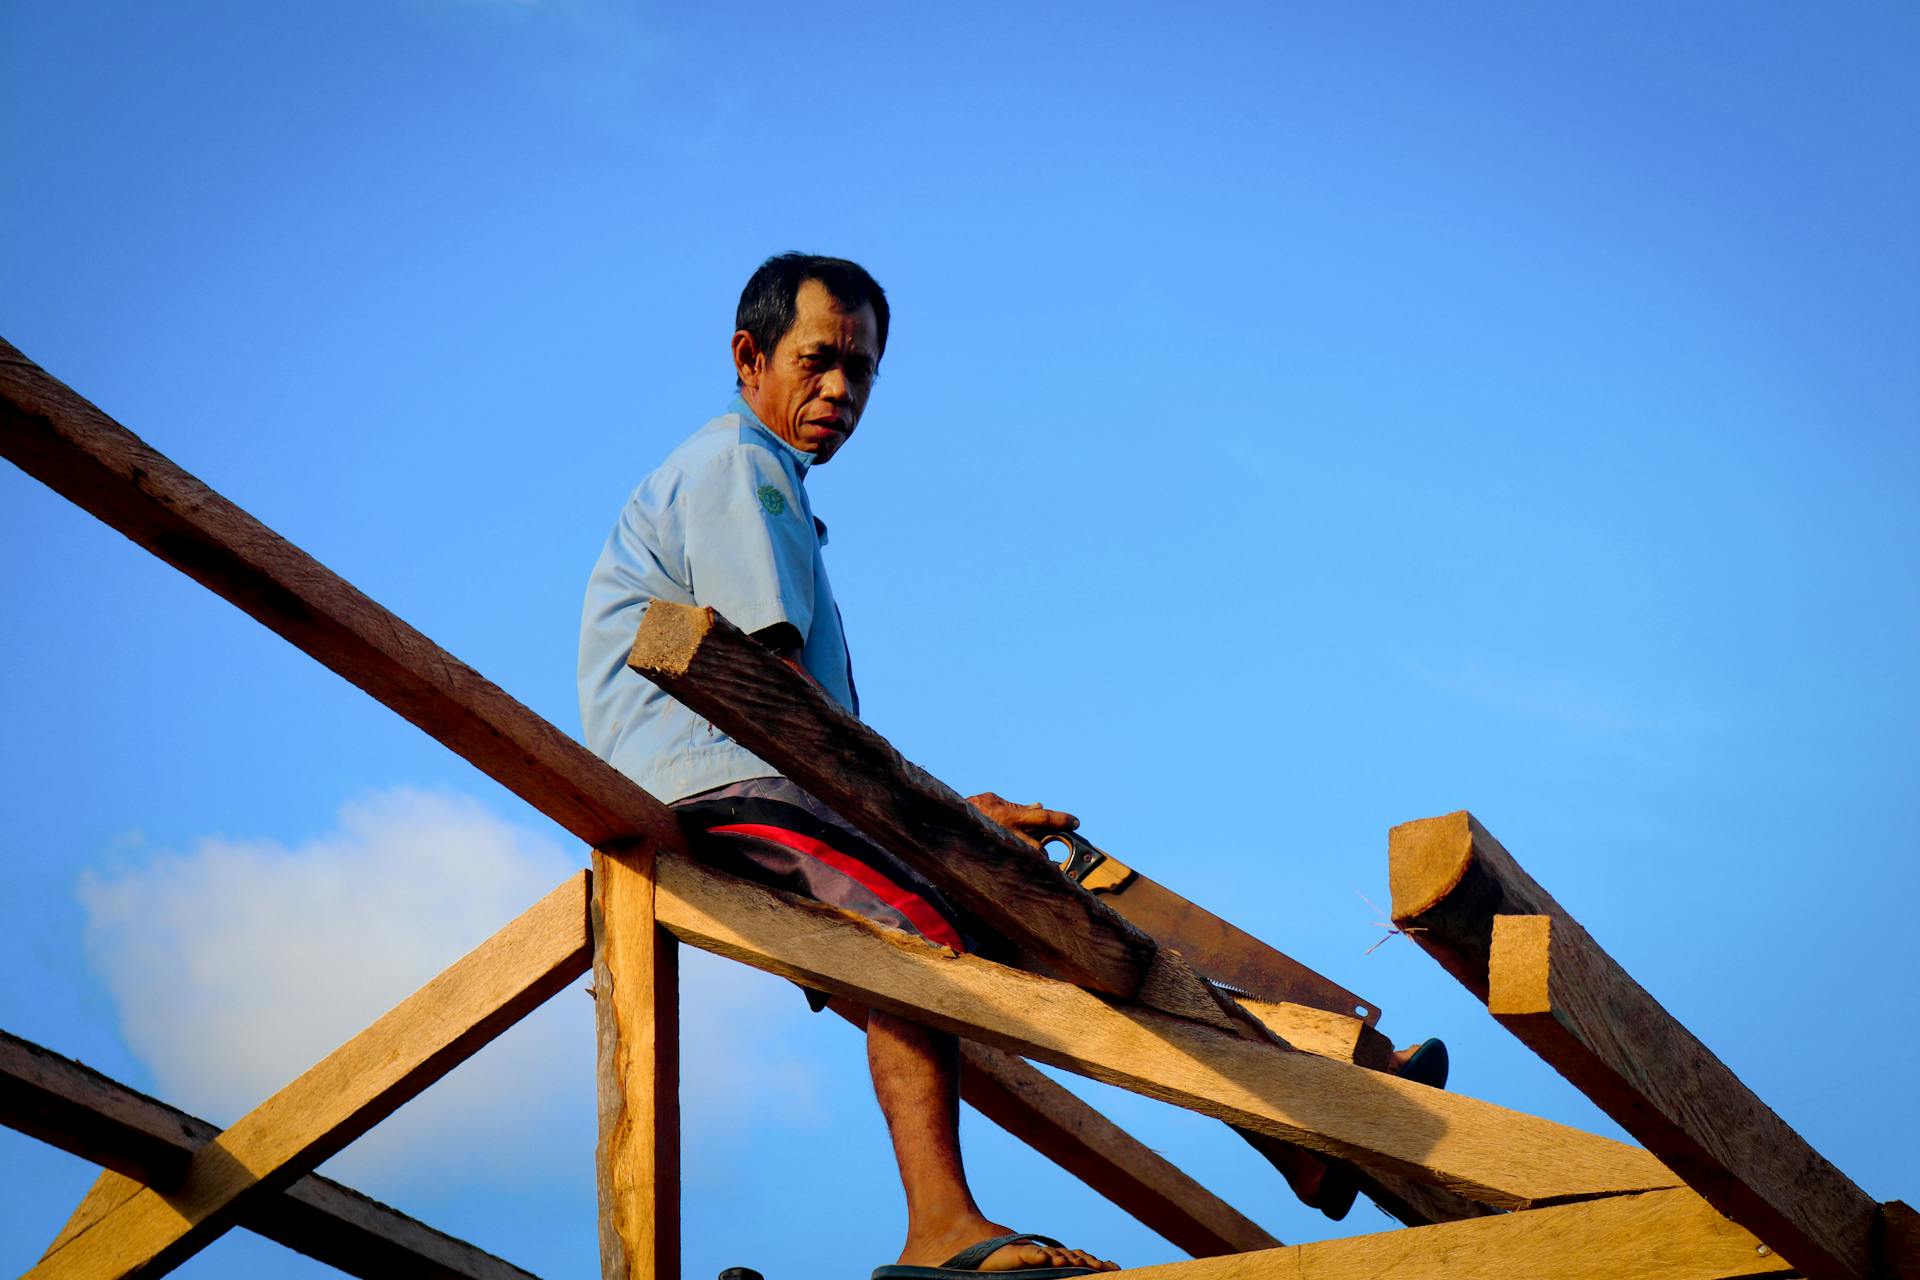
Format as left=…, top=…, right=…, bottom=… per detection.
left=651, top=851, right=1679, bottom=1210
left=627, top=600, right=1153, bottom=999
left=0, top=336, right=685, bottom=857
left=1390, top=811, right=1879, bottom=1280
left=593, top=848, right=681, bottom=1280
left=829, top=1001, right=1281, bottom=1258
left=29, top=873, right=592, bottom=1279
left=1486, top=912, right=1878, bottom=1280
left=1107, top=1188, right=1791, bottom=1280
left=1881, top=1201, right=1919, bottom=1280
left=0, top=1031, right=538, bottom=1279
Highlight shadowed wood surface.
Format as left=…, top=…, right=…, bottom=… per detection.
left=1108, top=1189, right=1792, bottom=1280
left=829, top=1001, right=1282, bottom=1258
left=1, top=1031, right=538, bottom=1279
left=1391, top=809, right=1877, bottom=1280
left=628, top=600, right=1155, bottom=998
left=0, top=336, right=685, bottom=857
left=28, top=874, right=591, bottom=1280
left=652, top=851, right=1680, bottom=1211
left=593, top=848, right=681, bottom=1280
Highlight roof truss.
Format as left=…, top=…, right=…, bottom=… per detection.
left=2, top=336, right=1907, bottom=1278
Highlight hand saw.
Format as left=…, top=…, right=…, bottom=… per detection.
left=1042, top=829, right=1381, bottom=1027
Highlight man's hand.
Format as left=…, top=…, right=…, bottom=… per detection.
left=965, top=792, right=1078, bottom=848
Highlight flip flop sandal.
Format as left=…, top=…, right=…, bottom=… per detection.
left=1395, top=1037, right=1450, bottom=1090
left=871, top=1232, right=1101, bottom=1279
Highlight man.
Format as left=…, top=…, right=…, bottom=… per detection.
left=580, top=253, right=1118, bottom=1278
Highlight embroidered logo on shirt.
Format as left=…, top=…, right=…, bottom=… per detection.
left=756, top=483, right=788, bottom=516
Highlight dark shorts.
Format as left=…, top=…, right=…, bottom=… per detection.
left=673, top=777, right=973, bottom=1009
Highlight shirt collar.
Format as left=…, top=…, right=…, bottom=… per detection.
left=729, top=393, right=814, bottom=476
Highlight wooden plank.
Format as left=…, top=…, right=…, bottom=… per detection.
left=1390, top=810, right=1879, bottom=1280
left=1231, top=999, right=1391, bottom=1070
left=593, top=848, right=681, bottom=1280
left=627, top=600, right=1153, bottom=999
left=29, top=873, right=592, bottom=1280
left=829, top=1001, right=1281, bottom=1258
left=0, top=336, right=685, bottom=857
left=2, top=1031, right=536, bottom=1277
left=1487, top=912, right=1878, bottom=1280
left=651, top=851, right=1680, bottom=1211
left=1108, top=1188, right=1792, bottom=1280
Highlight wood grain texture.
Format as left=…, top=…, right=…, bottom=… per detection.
left=628, top=601, right=1153, bottom=999
left=1487, top=913, right=1878, bottom=1280
left=0, top=337, right=684, bottom=857
left=2, top=1032, right=537, bottom=1277
left=651, top=851, right=1679, bottom=1211
left=1109, top=1189, right=1792, bottom=1280
left=593, top=848, right=681, bottom=1280
left=829, top=1003, right=1280, bottom=1258
left=1232, top=999, right=1392, bottom=1070
left=29, top=874, right=591, bottom=1280
left=1391, top=809, right=1878, bottom=1280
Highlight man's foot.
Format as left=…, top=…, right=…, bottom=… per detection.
left=898, top=1218, right=1118, bottom=1273
left=1389, top=1038, right=1450, bottom=1089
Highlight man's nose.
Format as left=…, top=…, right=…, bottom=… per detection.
left=819, top=368, right=851, bottom=402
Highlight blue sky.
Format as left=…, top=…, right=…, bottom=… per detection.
left=3, top=2, right=1916, bottom=1276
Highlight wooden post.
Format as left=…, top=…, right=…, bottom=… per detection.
left=594, top=848, right=681, bottom=1280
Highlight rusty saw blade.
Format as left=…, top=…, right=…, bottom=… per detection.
left=1044, top=830, right=1382, bottom=1026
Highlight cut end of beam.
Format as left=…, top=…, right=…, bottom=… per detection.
left=628, top=601, right=715, bottom=679
left=1488, top=915, right=1553, bottom=1016
left=1388, top=810, right=1477, bottom=921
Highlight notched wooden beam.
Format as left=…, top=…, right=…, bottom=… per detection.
left=1392, top=810, right=1879, bottom=1280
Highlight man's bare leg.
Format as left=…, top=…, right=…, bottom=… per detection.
left=867, top=1008, right=1117, bottom=1273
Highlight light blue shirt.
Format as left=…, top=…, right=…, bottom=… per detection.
left=578, top=396, right=857, bottom=802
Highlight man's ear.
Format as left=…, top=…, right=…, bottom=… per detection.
left=731, top=330, right=763, bottom=389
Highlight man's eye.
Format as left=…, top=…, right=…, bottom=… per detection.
left=800, top=354, right=829, bottom=370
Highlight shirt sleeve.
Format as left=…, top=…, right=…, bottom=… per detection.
left=680, top=444, right=816, bottom=641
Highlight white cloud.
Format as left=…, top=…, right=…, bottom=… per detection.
left=77, top=787, right=826, bottom=1196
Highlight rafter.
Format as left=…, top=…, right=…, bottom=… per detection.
left=0, top=1030, right=538, bottom=1279
left=28, top=873, right=590, bottom=1279
left=1391, top=811, right=1878, bottom=1280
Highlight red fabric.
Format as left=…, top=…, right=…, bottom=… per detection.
left=706, top=822, right=966, bottom=951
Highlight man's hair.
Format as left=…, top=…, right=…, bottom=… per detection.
left=735, top=252, right=889, bottom=385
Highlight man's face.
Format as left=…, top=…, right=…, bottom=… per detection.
left=735, top=278, right=879, bottom=464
